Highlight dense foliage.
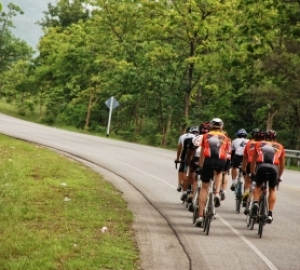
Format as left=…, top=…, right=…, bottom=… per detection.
left=0, top=0, right=300, bottom=150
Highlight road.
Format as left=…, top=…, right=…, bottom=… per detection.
left=1, top=113, right=299, bottom=270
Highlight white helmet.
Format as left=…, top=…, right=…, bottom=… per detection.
left=210, top=118, right=223, bottom=128
left=189, top=126, right=199, bottom=133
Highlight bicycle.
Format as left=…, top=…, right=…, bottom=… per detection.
left=202, top=178, right=216, bottom=235
left=248, top=172, right=273, bottom=238
left=257, top=176, right=271, bottom=238
left=235, top=166, right=244, bottom=213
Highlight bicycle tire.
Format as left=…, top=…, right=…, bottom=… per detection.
left=250, top=217, right=255, bottom=230
left=203, top=216, right=207, bottom=231
left=246, top=215, right=250, bottom=227
left=235, top=181, right=242, bottom=213
left=258, top=196, right=265, bottom=238
left=205, top=217, right=211, bottom=235
left=236, top=198, right=241, bottom=213
left=193, top=206, right=198, bottom=224
left=258, top=217, right=263, bottom=238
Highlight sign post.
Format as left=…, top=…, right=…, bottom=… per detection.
left=105, top=96, right=119, bottom=137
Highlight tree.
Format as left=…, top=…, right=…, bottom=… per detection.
left=0, top=3, right=33, bottom=73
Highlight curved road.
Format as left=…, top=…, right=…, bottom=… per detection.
left=1, top=113, right=299, bottom=270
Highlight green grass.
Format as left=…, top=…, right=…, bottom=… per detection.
left=0, top=134, right=139, bottom=270
left=286, top=165, right=300, bottom=171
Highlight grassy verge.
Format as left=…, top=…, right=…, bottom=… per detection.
left=0, top=134, right=139, bottom=270
left=286, top=165, right=300, bottom=171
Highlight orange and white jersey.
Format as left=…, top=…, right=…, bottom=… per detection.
left=244, top=140, right=257, bottom=162
left=201, top=131, right=231, bottom=160
left=254, top=140, right=285, bottom=165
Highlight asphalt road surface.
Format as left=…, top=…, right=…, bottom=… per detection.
left=1, top=113, right=300, bottom=270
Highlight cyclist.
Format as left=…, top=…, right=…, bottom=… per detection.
left=230, top=128, right=248, bottom=191
left=177, top=126, right=200, bottom=201
left=186, top=122, right=210, bottom=205
left=194, top=118, right=231, bottom=227
left=250, top=129, right=285, bottom=223
left=241, top=128, right=261, bottom=209
left=175, top=127, right=191, bottom=192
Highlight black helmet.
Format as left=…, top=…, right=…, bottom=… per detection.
left=251, top=128, right=260, bottom=139
left=260, top=131, right=268, bottom=140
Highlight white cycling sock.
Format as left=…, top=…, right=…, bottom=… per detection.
left=232, top=179, right=237, bottom=184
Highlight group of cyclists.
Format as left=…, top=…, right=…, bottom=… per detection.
left=174, top=118, right=285, bottom=228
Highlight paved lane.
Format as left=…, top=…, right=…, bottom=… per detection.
left=1, top=113, right=299, bottom=270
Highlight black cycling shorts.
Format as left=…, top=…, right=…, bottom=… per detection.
left=202, top=157, right=226, bottom=183
left=223, top=159, right=231, bottom=172
left=231, top=155, right=243, bottom=168
left=255, top=163, right=278, bottom=189
left=178, top=160, right=188, bottom=172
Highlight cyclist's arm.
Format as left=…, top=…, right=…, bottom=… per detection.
left=278, top=151, right=285, bottom=178
left=250, top=150, right=258, bottom=175
left=241, top=148, right=248, bottom=172
left=199, top=147, right=204, bottom=168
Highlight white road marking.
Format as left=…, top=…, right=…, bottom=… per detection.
left=107, top=157, right=278, bottom=270
left=217, top=215, right=278, bottom=270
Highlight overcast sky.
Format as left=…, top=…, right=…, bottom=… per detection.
left=1, top=0, right=56, bottom=50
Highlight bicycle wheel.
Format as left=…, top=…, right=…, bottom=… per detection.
left=205, top=216, right=211, bottom=235
left=236, top=198, right=241, bottom=214
left=193, top=206, right=198, bottom=224
left=235, top=181, right=242, bottom=213
left=258, top=217, right=263, bottom=238
left=258, top=197, right=265, bottom=238
left=203, top=216, right=207, bottom=232
left=250, top=217, right=255, bottom=230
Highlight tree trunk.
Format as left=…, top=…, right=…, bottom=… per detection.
left=161, top=107, right=173, bottom=148
left=266, top=106, right=278, bottom=130
left=84, top=92, right=94, bottom=131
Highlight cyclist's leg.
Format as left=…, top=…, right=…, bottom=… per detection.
left=267, top=165, right=279, bottom=223
left=242, top=163, right=251, bottom=205
left=231, top=155, right=243, bottom=190
left=251, top=164, right=265, bottom=216
left=178, top=161, right=185, bottom=191
left=195, top=159, right=213, bottom=227
left=191, top=170, right=199, bottom=205
left=179, top=160, right=190, bottom=201
left=189, top=158, right=198, bottom=196
left=212, top=159, right=226, bottom=207
left=220, top=159, right=230, bottom=200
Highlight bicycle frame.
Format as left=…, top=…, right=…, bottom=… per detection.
left=258, top=180, right=268, bottom=238
left=248, top=174, right=270, bottom=237
left=235, top=166, right=244, bottom=213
